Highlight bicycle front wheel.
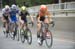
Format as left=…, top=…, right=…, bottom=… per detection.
left=26, top=29, right=32, bottom=45
left=16, top=30, right=19, bottom=41
left=45, top=30, right=53, bottom=48
left=20, top=29, right=25, bottom=43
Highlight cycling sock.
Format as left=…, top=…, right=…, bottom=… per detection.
left=37, top=32, right=40, bottom=38
left=13, top=31, right=17, bottom=37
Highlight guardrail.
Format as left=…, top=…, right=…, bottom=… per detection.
left=27, top=2, right=75, bottom=17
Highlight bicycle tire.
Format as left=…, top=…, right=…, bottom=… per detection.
left=45, top=30, right=53, bottom=48
left=16, top=30, right=19, bottom=41
left=26, top=29, right=32, bottom=45
left=20, top=29, right=25, bottom=43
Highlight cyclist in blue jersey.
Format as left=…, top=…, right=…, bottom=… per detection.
left=9, top=4, right=19, bottom=39
left=10, top=4, right=19, bottom=23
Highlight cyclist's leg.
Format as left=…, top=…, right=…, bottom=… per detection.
left=3, top=21, right=6, bottom=28
left=13, top=22, right=18, bottom=37
left=37, top=22, right=41, bottom=38
left=2, top=16, right=7, bottom=32
left=3, top=21, right=6, bottom=34
left=4, top=19, right=9, bottom=37
left=3, top=18, right=9, bottom=34
left=10, top=23, right=14, bottom=32
left=6, top=20, right=9, bottom=34
left=15, top=22, right=18, bottom=31
left=20, top=19, right=25, bottom=32
left=24, top=19, right=29, bottom=39
left=21, top=19, right=27, bottom=30
left=24, top=19, right=28, bottom=29
left=2, top=14, right=6, bottom=27
left=37, top=16, right=45, bottom=38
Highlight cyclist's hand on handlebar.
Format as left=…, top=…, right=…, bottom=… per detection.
left=50, top=21, right=55, bottom=27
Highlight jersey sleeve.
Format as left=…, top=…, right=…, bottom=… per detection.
left=2, top=8, right=5, bottom=15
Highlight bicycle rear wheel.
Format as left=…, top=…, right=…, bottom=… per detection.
left=45, top=30, right=53, bottom=48
left=26, top=29, right=32, bottom=45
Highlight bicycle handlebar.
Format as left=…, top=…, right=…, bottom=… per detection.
left=40, top=21, right=55, bottom=28
left=49, top=21, right=55, bottom=27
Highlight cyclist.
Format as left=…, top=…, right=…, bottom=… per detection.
left=36, top=5, right=52, bottom=44
left=1, top=5, right=10, bottom=35
left=19, top=6, right=34, bottom=32
left=9, top=4, right=19, bottom=39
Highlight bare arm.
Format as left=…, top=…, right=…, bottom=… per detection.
left=47, top=11, right=52, bottom=22
left=37, top=14, right=41, bottom=23
left=30, top=15, right=34, bottom=22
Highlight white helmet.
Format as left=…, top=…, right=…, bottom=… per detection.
left=5, top=5, right=10, bottom=9
left=11, top=4, right=17, bottom=9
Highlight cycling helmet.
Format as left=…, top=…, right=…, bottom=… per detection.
left=5, top=5, right=10, bottom=9
left=11, top=4, right=17, bottom=9
left=21, top=6, right=27, bottom=11
left=5, top=5, right=10, bottom=11
left=40, top=5, right=47, bottom=12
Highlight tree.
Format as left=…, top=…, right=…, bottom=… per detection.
left=13, top=0, right=16, bottom=4
left=2, top=0, right=57, bottom=7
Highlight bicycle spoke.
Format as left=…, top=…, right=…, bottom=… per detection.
left=45, top=31, right=53, bottom=48
left=26, top=29, right=32, bottom=45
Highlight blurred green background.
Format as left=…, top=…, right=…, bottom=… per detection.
left=2, top=0, right=54, bottom=7
left=2, top=0, right=74, bottom=7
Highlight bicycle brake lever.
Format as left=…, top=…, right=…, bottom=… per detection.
left=50, top=21, right=55, bottom=27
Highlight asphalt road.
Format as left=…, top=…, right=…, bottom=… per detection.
left=0, top=12, right=75, bottom=49
left=0, top=29, right=75, bottom=49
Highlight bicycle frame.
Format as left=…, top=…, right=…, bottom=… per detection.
left=9, top=22, right=17, bottom=32
left=41, top=22, right=49, bottom=33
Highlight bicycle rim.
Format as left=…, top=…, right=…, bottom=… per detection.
left=20, top=29, right=25, bottom=43
left=45, top=30, right=53, bottom=48
left=26, top=29, right=32, bottom=45
left=16, top=30, right=19, bottom=41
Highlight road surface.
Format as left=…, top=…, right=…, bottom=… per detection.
left=0, top=12, right=75, bottom=49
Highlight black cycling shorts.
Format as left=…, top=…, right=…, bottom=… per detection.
left=3, top=14, right=9, bottom=22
